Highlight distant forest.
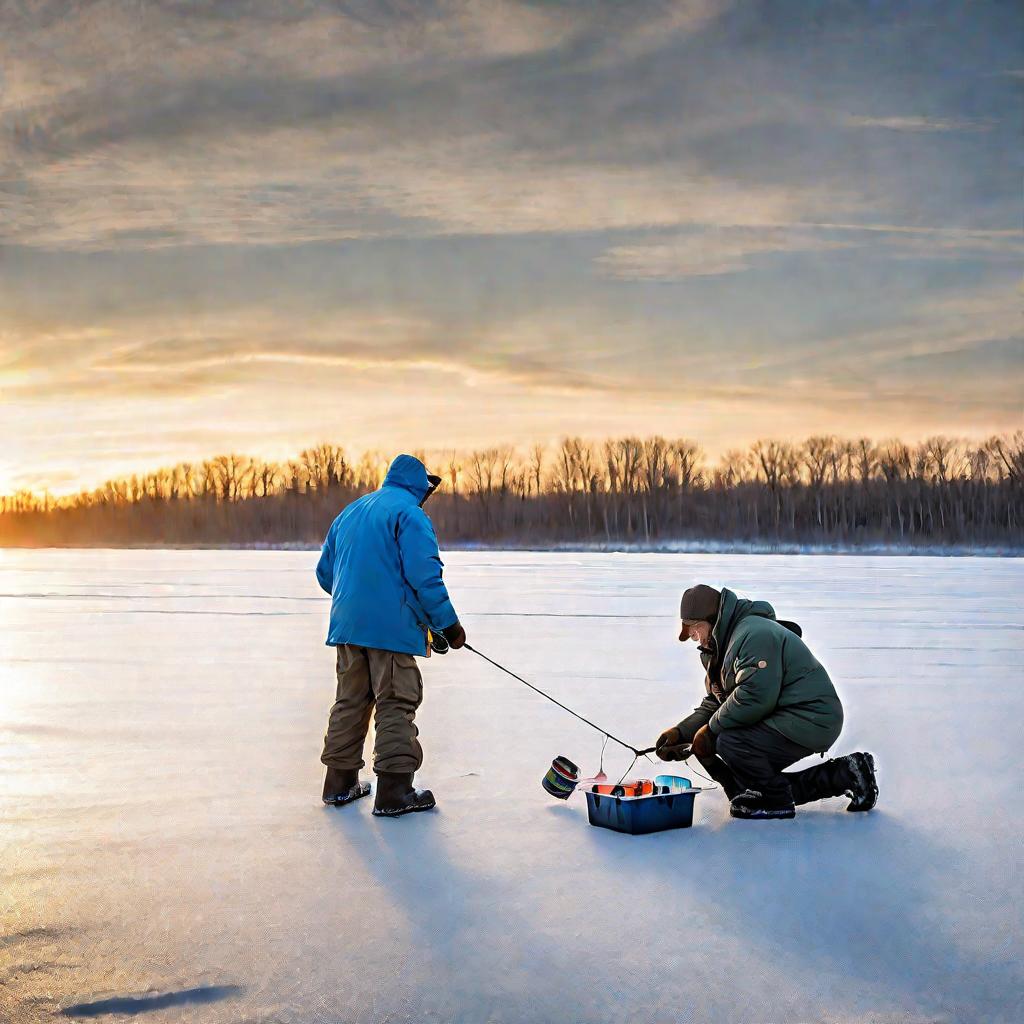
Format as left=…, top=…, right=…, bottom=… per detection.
left=2, top=433, right=1022, bottom=549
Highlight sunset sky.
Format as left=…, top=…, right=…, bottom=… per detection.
left=1, top=0, right=1021, bottom=495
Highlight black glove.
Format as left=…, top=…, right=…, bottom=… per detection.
left=442, top=621, right=467, bottom=650
left=655, top=725, right=692, bottom=762
left=657, top=726, right=682, bottom=750
left=657, top=742, right=692, bottom=762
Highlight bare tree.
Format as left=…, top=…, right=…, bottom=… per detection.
left=3, top=434, right=1021, bottom=548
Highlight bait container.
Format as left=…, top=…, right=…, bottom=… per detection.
left=585, top=774, right=701, bottom=835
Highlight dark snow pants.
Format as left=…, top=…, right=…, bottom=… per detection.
left=321, top=644, right=424, bottom=775
left=676, top=698, right=850, bottom=805
left=715, top=722, right=851, bottom=805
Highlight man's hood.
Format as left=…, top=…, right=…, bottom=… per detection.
left=383, top=454, right=437, bottom=503
left=713, top=588, right=777, bottom=649
left=703, top=587, right=777, bottom=675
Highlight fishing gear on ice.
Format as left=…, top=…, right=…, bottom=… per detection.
left=464, top=644, right=705, bottom=833
left=585, top=775, right=702, bottom=835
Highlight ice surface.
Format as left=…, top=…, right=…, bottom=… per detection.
left=1, top=550, right=1021, bottom=1024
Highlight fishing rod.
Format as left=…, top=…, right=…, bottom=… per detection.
left=463, top=642, right=656, bottom=759
left=461, top=642, right=717, bottom=789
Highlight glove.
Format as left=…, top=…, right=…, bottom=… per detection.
left=655, top=726, right=692, bottom=762
left=690, top=724, right=715, bottom=760
left=656, top=726, right=682, bottom=750
left=442, top=621, right=467, bottom=650
left=657, top=742, right=692, bottom=762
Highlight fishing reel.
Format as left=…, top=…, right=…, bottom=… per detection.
left=428, top=630, right=450, bottom=655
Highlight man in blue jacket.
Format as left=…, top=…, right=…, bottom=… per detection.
left=316, top=454, right=466, bottom=817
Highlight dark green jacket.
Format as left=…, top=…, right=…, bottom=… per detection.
left=695, top=588, right=843, bottom=753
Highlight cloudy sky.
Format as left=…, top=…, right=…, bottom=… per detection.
left=1, top=0, right=1021, bottom=493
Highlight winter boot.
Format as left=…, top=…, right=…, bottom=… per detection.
left=730, top=789, right=796, bottom=820
left=372, top=771, right=436, bottom=818
left=322, top=766, right=371, bottom=807
left=843, top=752, right=878, bottom=812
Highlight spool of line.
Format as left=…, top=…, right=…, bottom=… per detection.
left=542, top=755, right=580, bottom=800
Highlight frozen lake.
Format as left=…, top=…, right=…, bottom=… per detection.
left=1, top=550, right=1022, bottom=1024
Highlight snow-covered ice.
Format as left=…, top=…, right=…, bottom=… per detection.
left=1, top=550, right=1021, bottom=1024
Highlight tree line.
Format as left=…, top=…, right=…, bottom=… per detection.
left=2, top=433, right=1022, bottom=548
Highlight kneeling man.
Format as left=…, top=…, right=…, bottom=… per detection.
left=656, top=584, right=877, bottom=820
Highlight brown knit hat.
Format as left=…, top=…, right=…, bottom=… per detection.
left=679, top=584, right=721, bottom=637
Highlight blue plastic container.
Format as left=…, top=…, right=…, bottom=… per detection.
left=585, top=775, right=701, bottom=835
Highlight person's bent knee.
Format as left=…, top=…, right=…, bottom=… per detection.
left=714, top=729, right=743, bottom=762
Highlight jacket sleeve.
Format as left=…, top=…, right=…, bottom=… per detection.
left=315, top=529, right=334, bottom=595
left=675, top=694, right=721, bottom=743
left=396, top=508, right=458, bottom=631
left=708, top=631, right=783, bottom=733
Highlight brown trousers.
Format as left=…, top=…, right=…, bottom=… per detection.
left=321, top=644, right=424, bottom=774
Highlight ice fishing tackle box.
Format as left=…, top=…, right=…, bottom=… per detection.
left=585, top=775, right=701, bottom=835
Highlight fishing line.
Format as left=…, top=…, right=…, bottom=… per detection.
left=615, top=751, right=642, bottom=786
left=684, top=760, right=718, bottom=788
left=464, top=644, right=655, bottom=758
left=463, top=644, right=715, bottom=788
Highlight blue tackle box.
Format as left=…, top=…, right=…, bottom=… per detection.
left=585, top=775, right=701, bottom=835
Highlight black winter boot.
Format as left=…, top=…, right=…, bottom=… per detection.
left=843, top=752, right=878, bottom=812
left=730, top=789, right=796, bottom=820
left=372, top=771, right=436, bottom=818
left=322, top=766, right=371, bottom=807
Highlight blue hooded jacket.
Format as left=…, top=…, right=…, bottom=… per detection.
left=316, top=454, right=458, bottom=656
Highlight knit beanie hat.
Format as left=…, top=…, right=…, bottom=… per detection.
left=679, top=584, right=721, bottom=624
